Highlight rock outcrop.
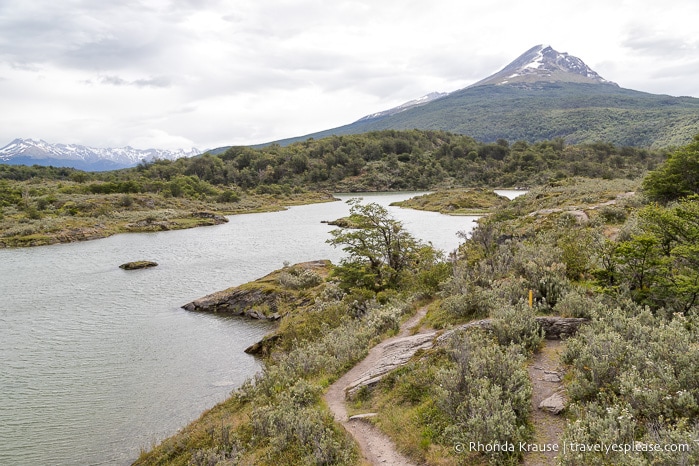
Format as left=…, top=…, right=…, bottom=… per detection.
left=535, top=316, right=588, bottom=339
left=346, top=332, right=437, bottom=397
left=539, top=391, right=567, bottom=414
left=182, top=260, right=330, bottom=321
left=182, top=286, right=290, bottom=320
left=119, top=261, right=158, bottom=270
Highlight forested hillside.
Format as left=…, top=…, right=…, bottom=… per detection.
left=269, top=84, right=699, bottom=149
left=0, top=129, right=673, bottom=247
left=2, top=130, right=665, bottom=191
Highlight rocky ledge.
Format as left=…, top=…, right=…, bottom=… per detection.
left=183, top=286, right=290, bottom=320
left=182, top=260, right=330, bottom=321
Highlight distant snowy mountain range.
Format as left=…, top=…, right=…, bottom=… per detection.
left=0, top=138, right=202, bottom=171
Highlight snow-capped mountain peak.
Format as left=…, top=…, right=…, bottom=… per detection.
left=470, top=44, right=616, bottom=87
left=0, top=138, right=202, bottom=171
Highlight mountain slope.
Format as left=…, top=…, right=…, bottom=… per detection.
left=0, top=139, right=201, bottom=171
left=267, top=45, right=699, bottom=149
left=355, top=92, right=448, bottom=122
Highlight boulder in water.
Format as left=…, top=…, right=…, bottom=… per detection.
left=119, top=261, right=158, bottom=270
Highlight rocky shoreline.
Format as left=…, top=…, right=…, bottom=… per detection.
left=182, top=260, right=331, bottom=321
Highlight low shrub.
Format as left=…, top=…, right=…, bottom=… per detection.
left=278, top=267, right=323, bottom=289
left=554, top=287, right=606, bottom=319
left=440, top=286, right=498, bottom=320
left=490, top=302, right=544, bottom=354
left=436, top=330, right=531, bottom=465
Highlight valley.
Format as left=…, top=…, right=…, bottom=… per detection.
left=2, top=41, right=699, bottom=466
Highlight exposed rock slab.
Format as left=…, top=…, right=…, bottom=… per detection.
left=346, top=332, right=436, bottom=397
left=535, top=316, right=588, bottom=339
left=348, top=413, right=378, bottom=421
left=183, top=286, right=289, bottom=320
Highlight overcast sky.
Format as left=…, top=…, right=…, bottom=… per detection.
left=1, top=0, right=698, bottom=150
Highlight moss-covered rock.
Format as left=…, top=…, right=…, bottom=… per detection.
left=182, top=260, right=331, bottom=320
left=119, top=260, right=158, bottom=270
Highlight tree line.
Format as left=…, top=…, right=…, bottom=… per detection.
left=1, top=130, right=668, bottom=199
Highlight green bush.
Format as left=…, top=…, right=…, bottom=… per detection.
left=436, top=331, right=531, bottom=465
left=217, top=189, right=240, bottom=203
left=278, top=267, right=323, bottom=289
left=562, top=305, right=699, bottom=464
left=554, top=287, right=606, bottom=319
left=440, top=287, right=498, bottom=320
left=490, top=302, right=544, bottom=354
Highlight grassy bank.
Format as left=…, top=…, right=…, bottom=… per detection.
left=389, top=188, right=511, bottom=215
left=0, top=182, right=336, bottom=247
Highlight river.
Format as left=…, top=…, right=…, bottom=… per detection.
left=0, top=190, right=522, bottom=465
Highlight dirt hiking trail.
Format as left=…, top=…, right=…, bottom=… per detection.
left=324, top=307, right=431, bottom=465
left=523, top=339, right=567, bottom=466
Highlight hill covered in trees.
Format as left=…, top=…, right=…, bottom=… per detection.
left=265, top=46, right=699, bottom=149
left=0, top=129, right=673, bottom=247
left=272, top=84, right=699, bottom=150
left=98, top=130, right=665, bottom=191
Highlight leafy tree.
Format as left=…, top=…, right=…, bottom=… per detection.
left=609, top=197, right=699, bottom=313
left=327, top=199, right=421, bottom=290
left=639, top=197, right=699, bottom=312
left=613, top=233, right=665, bottom=304
left=643, top=134, right=699, bottom=202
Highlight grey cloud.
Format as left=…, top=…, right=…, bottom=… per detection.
left=98, top=75, right=172, bottom=88
left=622, top=26, right=698, bottom=57
left=62, top=37, right=160, bottom=70
left=0, top=1, right=183, bottom=71
left=648, top=60, right=699, bottom=79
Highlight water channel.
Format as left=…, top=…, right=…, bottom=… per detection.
left=0, top=191, right=521, bottom=465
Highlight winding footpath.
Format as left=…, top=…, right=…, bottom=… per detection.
left=324, top=309, right=575, bottom=465
left=324, top=308, right=431, bottom=465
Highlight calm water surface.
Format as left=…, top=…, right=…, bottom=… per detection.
left=0, top=191, right=522, bottom=465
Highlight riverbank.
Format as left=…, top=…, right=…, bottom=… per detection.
left=0, top=190, right=337, bottom=248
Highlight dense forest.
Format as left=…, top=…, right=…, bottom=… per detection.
left=1, top=130, right=666, bottom=198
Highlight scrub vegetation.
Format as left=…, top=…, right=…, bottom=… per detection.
left=137, top=133, right=699, bottom=465
left=4, top=130, right=699, bottom=464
